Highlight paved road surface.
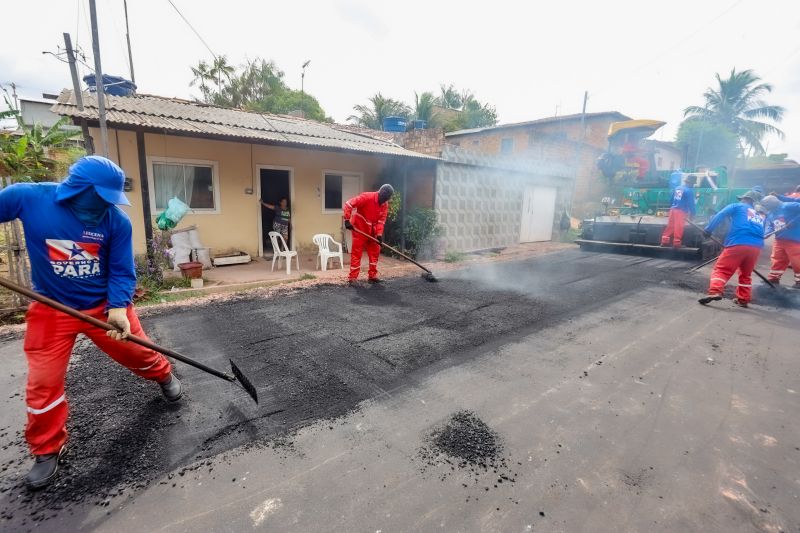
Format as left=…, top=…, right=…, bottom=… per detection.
left=0, top=249, right=797, bottom=532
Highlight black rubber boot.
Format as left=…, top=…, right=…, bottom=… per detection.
left=25, top=446, right=66, bottom=490
left=733, top=298, right=749, bottom=308
left=698, top=295, right=723, bottom=305
left=159, top=374, right=183, bottom=402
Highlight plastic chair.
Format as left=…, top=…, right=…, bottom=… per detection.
left=312, top=234, right=344, bottom=271
left=268, top=232, right=300, bottom=275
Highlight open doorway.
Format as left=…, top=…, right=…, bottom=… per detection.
left=259, top=167, right=292, bottom=254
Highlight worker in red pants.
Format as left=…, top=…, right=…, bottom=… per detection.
left=698, top=191, right=766, bottom=308
left=762, top=195, right=800, bottom=288
left=343, top=184, right=394, bottom=283
left=661, top=176, right=696, bottom=247
left=0, top=156, right=183, bottom=490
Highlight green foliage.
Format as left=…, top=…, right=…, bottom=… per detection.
left=299, top=273, right=317, bottom=281
left=444, top=250, right=465, bottom=263
left=676, top=119, right=740, bottom=169
left=683, top=68, right=784, bottom=156
left=348, top=93, right=412, bottom=129
left=434, top=84, right=497, bottom=132
left=402, top=208, right=441, bottom=258
left=0, top=93, right=80, bottom=182
left=414, top=91, right=439, bottom=126
left=190, top=57, right=331, bottom=122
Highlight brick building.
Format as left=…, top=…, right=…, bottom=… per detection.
left=444, top=112, right=630, bottom=217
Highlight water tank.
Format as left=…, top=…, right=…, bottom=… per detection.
left=382, top=116, right=407, bottom=132
left=413, top=120, right=427, bottom=130
left=83, top=74, right=137, bottom=96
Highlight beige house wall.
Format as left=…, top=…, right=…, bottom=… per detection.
left=97, top=127, right=391, bottom=257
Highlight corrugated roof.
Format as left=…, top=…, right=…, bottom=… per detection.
left=51, top=90, right=436, bottom=160
left=445, top=111, right=631, bottom=137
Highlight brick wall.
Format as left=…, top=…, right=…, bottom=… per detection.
left=391, top=128, right=447, bottom=157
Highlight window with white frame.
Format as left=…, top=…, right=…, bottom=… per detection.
left=150, top=159, right=219, bottom=212
left=323, top=172, right=360, bottom=212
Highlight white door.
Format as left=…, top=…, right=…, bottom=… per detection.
left=519, top=186, right=557, bottom=242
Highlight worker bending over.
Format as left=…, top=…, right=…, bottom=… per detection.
left=698, top=190, right=766, bottom=308
left=0, top=156, right=182, bottom=490
left=343, top=184, right=394, bottom=283
left=762, top=195, right=800, bottom=288
left=660, top=176, right=696, bottom=248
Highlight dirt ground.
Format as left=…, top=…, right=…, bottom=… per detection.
left=0, top=248, right=798, bottom=532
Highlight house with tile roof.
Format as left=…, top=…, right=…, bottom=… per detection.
left=52, top=90, right=436, bottom=258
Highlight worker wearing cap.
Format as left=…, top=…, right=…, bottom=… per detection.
left=762, top=195, right=800, bottom=288
left=698, top=190, right=767, bottom=308
left=0, top=156, right=183, bottom=490
left=660, top=175, right=696, bottom=248
left=343, top=184, right=394, bottom=283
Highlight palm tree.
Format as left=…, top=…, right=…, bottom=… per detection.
left=348, top=93, right=411, bottom=130
left=190, top=60, right=213, bottom=101
left=683, top=68, right=785, bottom=155
left=413, top=91, right=438, bottom=125
left=436, top=84, right=462, bottom=110
left=210, top=55, right=235, bottom=93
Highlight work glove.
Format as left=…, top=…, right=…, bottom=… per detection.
left=106, top=308, right=131, bottom=341
left=344, top=220, right=353, bottom=230
left=376, top=234, right=384, bottom=244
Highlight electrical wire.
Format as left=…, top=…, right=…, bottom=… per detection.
left=165, top=0, right=218, bottom=61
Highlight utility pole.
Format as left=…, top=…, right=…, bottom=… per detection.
left=63, top=33, right=94, bottom=153
left=123, top=0, right=136, bottom=84
left=88, top=0, right=109, bottom=156
left=301, top=60, right=310, bottom=118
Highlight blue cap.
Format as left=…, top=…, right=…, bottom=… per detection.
left=56, top=156, right=131, bottom=206
left=752, top=185, right=764, bottom=194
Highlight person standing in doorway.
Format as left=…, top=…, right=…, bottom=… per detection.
left=343, top=184, right=394, bottom=283
left=260, top=197, right=291, bottom=244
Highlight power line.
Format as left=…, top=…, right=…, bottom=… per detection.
left=165, top=0, right=218, bottom=61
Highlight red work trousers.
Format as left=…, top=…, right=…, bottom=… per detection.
left=768, top=239, right=800, bottom=284
left=661, top=208, right=688, bottom=247
left=348, top=232, right=381, bottom=281
left=707, top=245, right=761, bottom=303
left=23, top=302, right=171, bottom=455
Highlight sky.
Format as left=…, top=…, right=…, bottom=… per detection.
left=2, top=0, right=799, bottom=159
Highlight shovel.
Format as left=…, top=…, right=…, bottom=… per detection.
left=349, top=226, right=438, bottom=282
left=0, top=276, right=259, bottom=404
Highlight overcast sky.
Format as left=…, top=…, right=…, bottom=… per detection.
left=2, top=0, right=799, bottom=159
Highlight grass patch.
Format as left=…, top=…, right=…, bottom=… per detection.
left=444, top=251, right=465, bottom=263
left=299, top=273, right=317, bottom=281
left=559, top=228, right=581, bottom=243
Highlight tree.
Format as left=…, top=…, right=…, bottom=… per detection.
left=190, top=60, right=213, bottom=100
left=348, top=93, right=411, bottom=130
left=189, top=57, right=331, bottom=122
left=209, top=55, right=235, bottom=93
left=675, top=119, right=740, bottom=169
left=683, top=68, right=784, bottom=156
left=0, top=94, right=81, bottom=182
left=413, top=91, right=438, bottom=126
left=433, top=84, right=497, bottom=131
left=437, top=84, right=462, bottom=110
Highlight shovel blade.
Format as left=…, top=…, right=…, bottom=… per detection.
left=230, top=359, right=258, bottom=404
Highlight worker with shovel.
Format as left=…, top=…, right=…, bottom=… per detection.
left=762, top=195, right=800, bottom=288
left=698, top=190, right=767, bottom=308
left=0, top=156, right=182, bottom=490
left=343, top=184, right=393, bottom=283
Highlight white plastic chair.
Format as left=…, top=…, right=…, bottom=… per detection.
left=312, top=233, right=344, bottom=271
left=268, top=231, right=300, bottom=275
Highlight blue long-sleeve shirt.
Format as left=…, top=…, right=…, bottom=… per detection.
left=670, top=185, right=696, bottom=216
left=704, top=202, right=766, bottom=248
left=766, top=202, right=800, bottom=243
left=777, top=194, right=800, bottom=203
left=0, top=183, right=136, bottom=310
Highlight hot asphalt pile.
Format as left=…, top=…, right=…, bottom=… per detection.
left=0, top=250, right=770, bottom=529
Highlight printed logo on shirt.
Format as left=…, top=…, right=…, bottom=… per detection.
left=746, top=208, right=765, bottom=226
left=46, top=239, right=102, bottom=278
left=673, top=189, right=683, bottom=201
left=82, top=230, right=105, bottom=242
